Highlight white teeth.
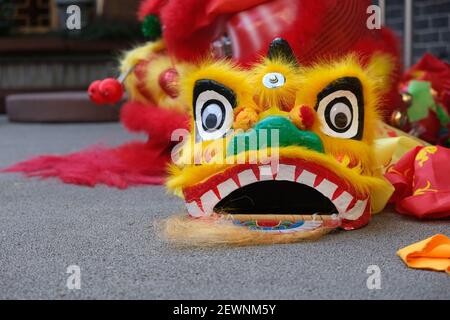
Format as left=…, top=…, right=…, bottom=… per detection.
left=315, top=179, right=338, bottom=199
left=297, top=170, right=316, bottom=187
left=259, top=165, right=273, bottom=181
left=237, top=169, right=258, bottom=187
left=185, top=164, right=367, bottom=221
left=217, top=179, right=239, bottom=199
left=275, top=164, right=296, bottom=181
left=200, top=190, right=220, bottom=216
left=185, top=201, right=204, bottom=217
left=341, top=198, right=368, bottom=221
left=332, top=191, right=353, bottom=213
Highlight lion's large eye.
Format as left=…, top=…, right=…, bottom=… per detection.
left=194, top=80, right=236, bottom=141
left=201, top=102, right=224, bottom=131
left=316, top=77, right=364, bottom=140
left=329, top=101, right=352, bottom=130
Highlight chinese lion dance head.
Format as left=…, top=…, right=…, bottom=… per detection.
left=164, top=39, right=393, bottom=246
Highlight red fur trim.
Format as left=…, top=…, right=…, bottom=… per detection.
left=352, top=27, right=403, bottom=120
left=120, top=101, right=190, bottom=146
left=138, top=0, right=168, bottom=21
left=283, top=0, right=336, bottom=64
left=222, top=0, right=396, bottom=69
left=160, top=0, right=398, bottom=67
left=161, top=0, right=270, bottom=62
left=161, top=0, right=219, bottom=62
left=285, top=0, right=374, bottom=64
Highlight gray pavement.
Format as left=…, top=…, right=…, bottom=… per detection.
left=0, top=116, right=448, bottom=300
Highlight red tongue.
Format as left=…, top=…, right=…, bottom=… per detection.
left=256, top=220, right=281, bottom=228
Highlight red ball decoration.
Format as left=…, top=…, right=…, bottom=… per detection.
left=98, top=78, right=124, bottom=104
left=158, top=68, right=180, bottom=99
left=88, top=80, right=107, bottom=105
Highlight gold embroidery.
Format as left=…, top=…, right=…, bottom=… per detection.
left=413, top=180, right=438, bottom=196
left=416, top=146, right=438, bottom=167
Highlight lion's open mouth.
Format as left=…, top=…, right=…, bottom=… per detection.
left=182, top=158, right=370, bottom=224
left=214, top=180, right=338, bottom=215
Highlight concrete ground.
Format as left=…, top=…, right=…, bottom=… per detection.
left=0, top=116, right=448, bottom=300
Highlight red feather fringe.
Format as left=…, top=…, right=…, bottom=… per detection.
left=2, top=102, right=190, bottom=189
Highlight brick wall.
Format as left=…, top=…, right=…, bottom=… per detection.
left=384, top=0, right=450, bottom=64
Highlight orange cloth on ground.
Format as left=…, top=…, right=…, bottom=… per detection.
left=397, top=234, right=450, bottom=274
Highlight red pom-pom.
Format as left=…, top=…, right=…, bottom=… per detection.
left=88, top=80, right=107, bottom=105
left=99, top=78, right=124, bottom=104
left=158, top=68, right=180, bottom=98
left=299, top=105, right=315, bottom=129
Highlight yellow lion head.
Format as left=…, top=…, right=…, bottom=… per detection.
left=165, top=39, right=393, bottom=245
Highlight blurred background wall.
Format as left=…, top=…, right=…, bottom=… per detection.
left=0, top=0, right=449, bottom=115
left=0, top=0, right=142, bottom=113
left=383, top=0, right=450, bottom=63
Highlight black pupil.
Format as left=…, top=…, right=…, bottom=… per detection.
left=205, top=113, right=218, bottom=129
left=335, top=112, right=348, bottom=128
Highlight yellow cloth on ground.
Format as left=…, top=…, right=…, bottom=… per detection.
left=370, top=123, right=429, bottom=214
left=397, top=234, right=450, bottom=274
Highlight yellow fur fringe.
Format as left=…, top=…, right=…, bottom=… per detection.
left=160, top=214, right=335, bottom=247
left=250, top=57, right=301, bottom=111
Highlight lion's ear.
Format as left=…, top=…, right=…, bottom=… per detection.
left=366, top=53, right=396, bottom=94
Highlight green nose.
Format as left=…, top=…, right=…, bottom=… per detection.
left=227, top=116, right=324, bottom=156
